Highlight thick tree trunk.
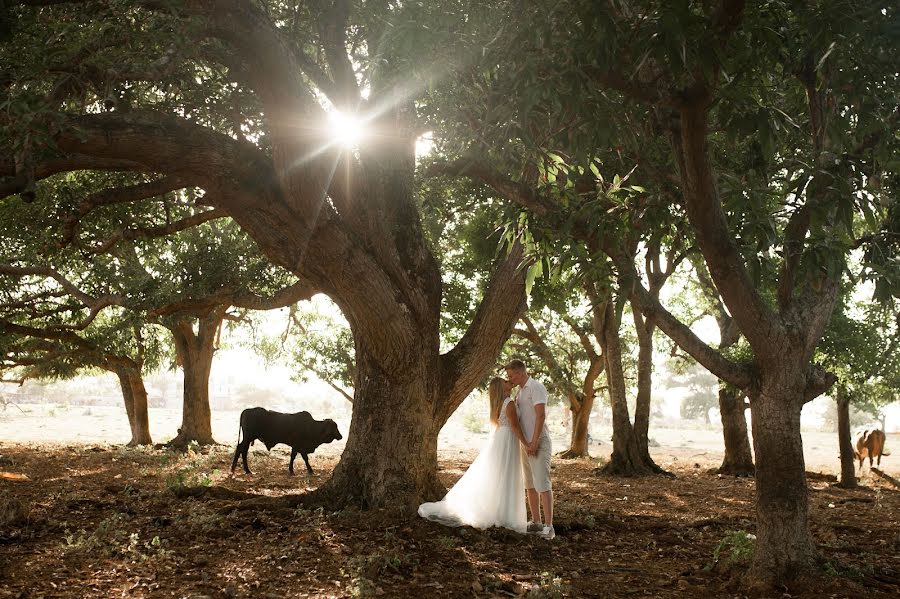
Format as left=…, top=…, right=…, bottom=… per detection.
left=836, top=391, right=857, bottom=488
left=717, top=386, right=754, bottom=476
left=747, top=377, right=817, bottom=587
left=167, top=308, right=223, bottom=448
left=316, top=348, right=444, bottom=511
left=596, top=303, right=657, bottom=476
left=559, top=393, right=592, bottom=459
left=115, top=366, right=152, bottom=446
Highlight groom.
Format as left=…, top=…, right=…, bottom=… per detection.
left=505, top=359, right=554, bottom=540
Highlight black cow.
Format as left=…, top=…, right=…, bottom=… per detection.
left=230, top=407, right=342, bottom=476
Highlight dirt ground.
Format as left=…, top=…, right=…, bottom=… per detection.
left=1, top=441, right=899, bottom=599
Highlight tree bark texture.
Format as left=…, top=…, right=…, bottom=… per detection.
left=167, top=308, right=224, bottom=447
left=316, top=347, right=444, bottom=511
left=716, top=386, right=754, bottom=476
left=747, top=377, right=817, bottom=586
left=836, top=392, right=857, bottom=488
left=115, top=366, right=152, bottom=446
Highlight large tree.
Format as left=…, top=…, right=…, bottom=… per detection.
left=426, top=0, right=899, bottom=587
left=0, top=0, right=526, bottom=507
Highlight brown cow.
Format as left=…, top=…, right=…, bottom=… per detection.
left=854, top=429, right=886, bottom=470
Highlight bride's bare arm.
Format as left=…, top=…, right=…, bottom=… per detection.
left=505, top=402, right=528, bottom=445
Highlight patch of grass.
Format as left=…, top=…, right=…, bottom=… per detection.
left=707, top=530, right=755, bottom=571
left=434, top=535, right=460, bottom=549
left=822, top=560, right=874, bottom=579
left=529, top=571, right=569, bottom=598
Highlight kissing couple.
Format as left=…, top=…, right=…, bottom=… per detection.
left=418, top=359, right=555, bottom=539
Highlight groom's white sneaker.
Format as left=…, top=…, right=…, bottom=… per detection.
left=539, top=525, right=555, bottom=540
left=526, top=521, right=543, bottom=533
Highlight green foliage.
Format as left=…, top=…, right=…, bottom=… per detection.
left=707, top=530, right=756, bottom=571
left=164, top=453, right=215, bottom=493
left=283, top=302, right=355, bottom=399
left=817, top=293, right=900, bottom=413
left=459, top=395, right=487, bottom=433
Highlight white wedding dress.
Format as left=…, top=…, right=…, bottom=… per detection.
left=418, top=397, right=526, bottom=532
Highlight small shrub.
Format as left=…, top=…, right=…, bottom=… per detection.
left=165, top=459, right=215, bottom=492
left=707, top=530, right=755, bottom=571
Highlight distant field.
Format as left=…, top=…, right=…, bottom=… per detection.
left=1, top=402, right=895, bottom=477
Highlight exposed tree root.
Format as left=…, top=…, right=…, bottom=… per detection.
left=871, top=468, right=900, bottom=489
left=557, top=448, right=591, bottom=460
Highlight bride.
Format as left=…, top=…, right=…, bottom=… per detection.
left=418, top=377, right=527, bottom=532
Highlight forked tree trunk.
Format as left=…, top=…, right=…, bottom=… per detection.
left=747, top=377, right=817, bottom=587
left=717, top=386, right=754, bottom=476
left=166, top=308, right=224, bottom=448
left=316, top=347, right=444, bottom=510
left=115, top=366, right=152, bottom=446
left=836, top=391, right=857, bottom=489
left=596, top=303, right=656, bottom=476
left=560, top=392, right=593, bottom=459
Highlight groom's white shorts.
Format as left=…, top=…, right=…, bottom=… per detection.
left=522, top=438, right=552, bottom=492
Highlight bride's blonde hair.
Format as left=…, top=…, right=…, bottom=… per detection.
left=488, top=377, right=506, bottom=427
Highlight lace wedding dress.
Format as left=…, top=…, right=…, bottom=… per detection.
left=418, top=397, right=526, bottom=532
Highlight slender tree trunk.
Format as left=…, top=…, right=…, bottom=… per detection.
left=717, top=386, right=754, bottom=476
left=747, top=376, right=817, bottom=587
left=316, top=347, right=443, bottom=511
left=560, top=392, right=593, bottom=459
left=115, top=366, right=152, bottom=446
left=631, top=304, right=667, bottom=474
left=596, top=303, right=655, bottom=476
left=167, top=308, right=224, bottom=447
left=836, top=391, right=857, bottom=488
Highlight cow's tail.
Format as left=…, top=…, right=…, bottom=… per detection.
left=236, top=411, right=244, bottom=446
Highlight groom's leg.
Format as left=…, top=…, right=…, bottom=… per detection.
left=540, top=490, right=553, bottom=525
left=526, top=488, right=541, bottom=523
left=532, top=439, right=553, bottom=526
left=522, top=446, right=542, bottom=524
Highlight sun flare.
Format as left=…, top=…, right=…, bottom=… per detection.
left=328, top=111, right=366, bottom=149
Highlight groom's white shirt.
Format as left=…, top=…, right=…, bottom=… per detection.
left=516, top=376, right=550, bottom=443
